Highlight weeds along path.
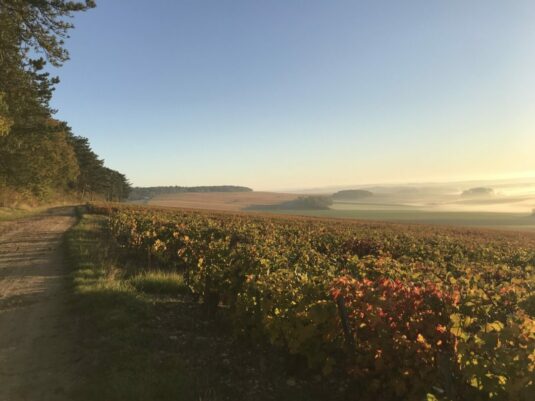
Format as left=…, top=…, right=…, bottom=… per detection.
left=0, top=207, right=77, bottom=401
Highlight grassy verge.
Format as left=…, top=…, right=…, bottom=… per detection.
left=65, top=212, right=330, bottom=401
left=0, top=200, right=82, bottom=222
left=65, top=213, right=193, bottom=401
left=0, top=206, right=45, bottom=221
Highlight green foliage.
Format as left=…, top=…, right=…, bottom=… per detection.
left=92, top=203, right=535, bottom=401
left=0, top=0, right=96, bottom=67
left=129, top=271, right=187, bottom=295
left=0, top=92, right=13, bottom=136
left=68, top=134, right=131, bottom=201
left=65, top=213, right=193, bottom=400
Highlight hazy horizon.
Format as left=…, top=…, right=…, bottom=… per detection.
left=270, top=173, right=535, bottom=193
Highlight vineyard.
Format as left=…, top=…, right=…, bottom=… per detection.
left=89, top=203, right=535, bottom=401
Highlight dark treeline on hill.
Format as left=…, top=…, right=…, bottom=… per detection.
left=249, top=195, right=333, bottom=211
left=129, top=185, right=253, bottom=201
left=282, top=195, right=333, bottom=209
left=332, top=189, right=374, bottom=201
left=0, top=0, right=130, bottom=206
left=461, top=187, right=495, bottom=197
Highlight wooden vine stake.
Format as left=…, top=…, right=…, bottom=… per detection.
left=336, top=296, right=355, bottom=349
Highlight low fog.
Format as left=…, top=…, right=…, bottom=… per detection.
left=323, top=178, right=535, bottom=214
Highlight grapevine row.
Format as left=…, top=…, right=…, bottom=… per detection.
left=90, top=203, right=534, bottom=401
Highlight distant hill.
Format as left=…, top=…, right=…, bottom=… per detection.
left=461, top=187, right=495, bottom=198
left=129, top=186, right=253, bottom=201
left=249, top=195, right=333, bottom=211
left=332, top=189, right=373, bottom=201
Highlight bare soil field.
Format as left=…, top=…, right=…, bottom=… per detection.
left=0, top=207, right=77, bottom=401
left=146, top=191, right=299, bottom=211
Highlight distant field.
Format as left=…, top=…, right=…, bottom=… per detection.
left=263, top=208, right=535, bottom=231
left=136, top=191, right=535, bottom=231
left=146, top=191, right=299, bottom=211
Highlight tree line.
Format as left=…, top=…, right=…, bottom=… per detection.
left=0, top=0, right=130, bottom=206
left=128, top=186, right=253, bottom=201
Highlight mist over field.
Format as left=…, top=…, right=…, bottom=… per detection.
left=291, top=177, right=535, bottom=214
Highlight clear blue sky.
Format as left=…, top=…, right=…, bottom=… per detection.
left=51, top=0, right=535, bottom=190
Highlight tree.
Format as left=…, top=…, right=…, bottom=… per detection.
left=0, top=1, right=94, bottom=118
left=100, top=168, right=131, bottom=201
left=67, top=134, right=105, bottom=196
left=0, top=1, right=130, bottom=204
left=0, top=92, right=13, bottom=136
left=67, top=133, right=131, bottom=201
left=0, top=0, right=96, bottom=66
left=0, top=120, right=79, bottom=196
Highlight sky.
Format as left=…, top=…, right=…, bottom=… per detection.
left=51, top=0, right=535, bottom=190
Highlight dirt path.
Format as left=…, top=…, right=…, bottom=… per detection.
left=0, top=207, right=77, bottom=401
